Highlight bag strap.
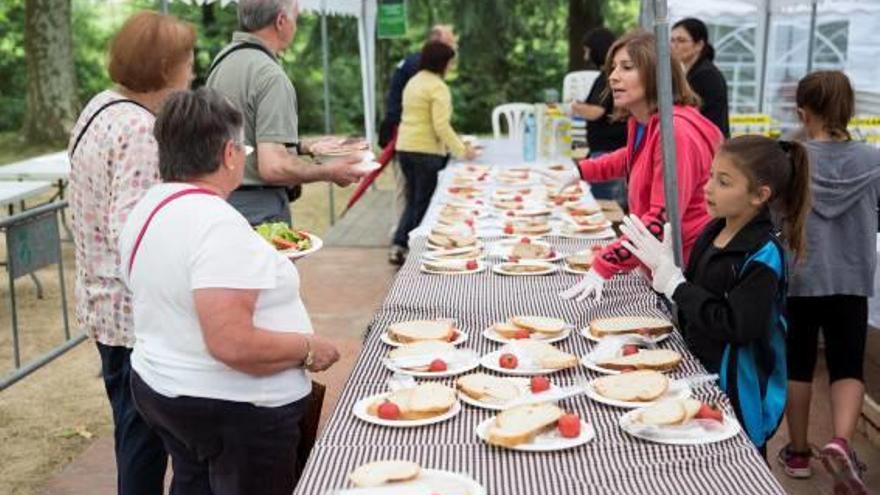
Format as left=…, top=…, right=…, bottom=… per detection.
left=70, top=99, right=152, bottom=158
left=206, top=42, right=276, bottom=79
left=127, top=188, right=218, bottom=277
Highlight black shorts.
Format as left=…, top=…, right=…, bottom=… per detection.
left=785, top=295, right=867, bottom=383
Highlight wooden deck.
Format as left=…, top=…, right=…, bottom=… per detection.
left=323, top=189, right=396, bottom=248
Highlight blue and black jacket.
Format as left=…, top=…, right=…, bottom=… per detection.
left=671, top=208, right=787, bottom=448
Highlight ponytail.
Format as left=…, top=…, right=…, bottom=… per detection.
left=779, top=140, right=811, bottom=262
left=720, top=136, right=813, bottom=262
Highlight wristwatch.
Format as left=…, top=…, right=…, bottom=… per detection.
left=304, top=336, right=315, bottom=368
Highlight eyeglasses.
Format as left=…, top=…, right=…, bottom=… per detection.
left=233, top=140, right=254, bottom=156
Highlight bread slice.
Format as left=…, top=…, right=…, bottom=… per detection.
left=349, top=460, right=421, bottom=487
left=388, top=320, right=454, bottom=344
left=427, top=233, right=476, bottom=249
left=513, top=223, right=552, bottom=236
left=567, top=204, right=601, bottom=216
left=596, top=349, right=682, bottom=372
left=511, top=242, right=551, bottom=259
left=589, top=316, right=674, bottom=338
left=487, top=403, right=564, bottom=447
left=456, top=373, right=522, bottom=403
left=511, top=315, right=566, bottom=335
left=493, top=321, right=526, bottom=339
left=515, top=340, right=578, bottom=369
left=592, top=370, right=669, bottom=402
left=421, top=259, right=476, bottom=272
left=636, top=398, right=702, bottom=426
left=366, top=382, right=456, bottom=420
left=498, top=263, right=551, bottom=274
left=565, top=253, right=594, bottom=271
left=431, top=247, right=482, bottom=260
left=387, top=341, right=454, bottom=369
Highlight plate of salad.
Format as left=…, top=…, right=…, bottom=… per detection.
left=255, top=222, right=323, bottom=260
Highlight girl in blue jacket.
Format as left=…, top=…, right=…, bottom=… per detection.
left=621, top=135, right=812, bottom=456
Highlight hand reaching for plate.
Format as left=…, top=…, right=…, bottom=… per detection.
left=536, top=164, right=581, bottom=192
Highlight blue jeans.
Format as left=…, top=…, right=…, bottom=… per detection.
left=393, top=151, right=448, bottom=248
left=587, top=150, right=627, bottom=209
left=96, top=343, right=167, bottom=495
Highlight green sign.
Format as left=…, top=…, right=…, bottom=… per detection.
left=6, top=210, right=60, bottom=280
left=378, top=0, right=407, bottom=39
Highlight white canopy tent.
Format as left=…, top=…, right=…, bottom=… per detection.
left=163, top=0, right=378, bottom=144
left=658, top=0, right=880, bottom=130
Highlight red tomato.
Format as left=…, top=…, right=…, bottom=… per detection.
left=465, top=260, right=479, bottom=271
left=513, top=195, right=523, bottom=202
left=513, top=328, right=531, bottom=340
left=503, top=225, right=515, bottom=235
left=272, top=237, right=299, bottom=250
left=530, top=376, right=551, bottom=393
left=377, top=401, right=401, bottom=420
left=622, top=345, right=640, bottom=356
left=428, top=359, right=448, bottom=372
left=520, top=237, right=531, bottom=244
left=506, top=210, right=515, bottom=217
left=557, top=413, right=581, bottom=438
left=499, top=353, right=518, bottom=369
left=694, top=403, right=724, bottom=422
left=447, top=330, right=459, bottom=342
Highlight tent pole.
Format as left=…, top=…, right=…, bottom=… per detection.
left=652, top=0, right=683, bottom=266
left=160, top=0, right=168, bottom=14
left=321, top=1, right=335, bottom=226
left=805, top=0, right=818, bottom=74
left=757, top=0, right=771, bottom=113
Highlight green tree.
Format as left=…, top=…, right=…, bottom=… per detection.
left=23, top=0, right=79, bottom=145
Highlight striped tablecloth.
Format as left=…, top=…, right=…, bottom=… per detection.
left=295, top=149, right=784, bottom=494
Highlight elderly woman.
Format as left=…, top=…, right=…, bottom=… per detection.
left=68, top=11, right=195, bottom=495
left=120, top=88, right=340, bottom=495
left=390, top=40, right=477, bottom=264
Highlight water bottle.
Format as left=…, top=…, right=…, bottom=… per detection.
left=523, top=114, right=537, bottom=162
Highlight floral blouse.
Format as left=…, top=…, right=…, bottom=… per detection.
left=68, top=90, right=159, bottom=347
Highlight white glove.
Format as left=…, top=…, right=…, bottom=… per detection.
left=619, top=214, right=686, bottom=298
left=538, top=164, right=581, bottom=192
left=559, top=268, right=606, bottom=302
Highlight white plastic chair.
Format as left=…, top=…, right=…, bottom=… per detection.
left=562, top=70, right=600, bottom=103
left=491, top=103, right=535, bottom=140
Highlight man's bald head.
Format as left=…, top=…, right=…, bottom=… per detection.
left=429, top=24, right=456, bottom=48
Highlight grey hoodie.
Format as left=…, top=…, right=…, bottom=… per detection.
left=789, top=140, right=880, bottom=297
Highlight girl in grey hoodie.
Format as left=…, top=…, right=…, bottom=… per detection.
left=779, top=71, right=880, bottom=495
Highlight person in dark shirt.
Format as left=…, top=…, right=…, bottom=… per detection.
left=671, top=18, right=730, bottom=138
left=569, top=27, right=628, bottom=204
left=378, top=25, right=456, bottom=148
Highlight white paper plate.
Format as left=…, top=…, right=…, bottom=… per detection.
left=380, top=331, right=469, bottom=348
left=619, top=409, right=741, bottom=445
left=562, top=264, right=591, bottom=275
left=584, top=379, right=692, bottom=409
left=482, top=326, right=571, bottom=345
left=475, top=416, right=595, bottom=451
left=580, top=355, right=622, bottom=375
left=457, top=381, right=561, bottom=411
left=420, top=262, right=487, bottom=276
left=492, top=261, right=558, bottom=276
left=352, top=393, right=461, bottom=427
left=425, top=239, right=484, bottom=251
left=480, top=351, right=569, bottom=376
left=334, top=468, right=486, bottom=495
left=384, top=355, right=481, bottom=378
left=579, top=326, right=671, bottom=344
left=280, top=233, right=324, bottom=260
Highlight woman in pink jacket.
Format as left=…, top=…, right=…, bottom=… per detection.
left=556, top=30, right=723, bottom=301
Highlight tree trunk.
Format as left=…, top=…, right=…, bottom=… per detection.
left=23, top=0, right=79, bottom=145
left=568, top=0, right=604, bottom=72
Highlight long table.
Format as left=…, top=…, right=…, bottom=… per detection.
left=294, top=141, right=784, bottom=494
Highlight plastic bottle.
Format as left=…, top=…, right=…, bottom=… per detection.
left=523, top=114, right=537, bottom=162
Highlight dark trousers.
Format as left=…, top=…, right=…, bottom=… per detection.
left=786, top=295, right=868, bottom=383
left=96, top=343, right=168, bottom=495
left=392, top=151, right=448, bottom=248
left=131, top=371, right=309, bottom=495
left=228, top=187, right=292, bottom=226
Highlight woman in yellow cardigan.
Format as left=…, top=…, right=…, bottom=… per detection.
left=390, top=40, right=477, bottom=264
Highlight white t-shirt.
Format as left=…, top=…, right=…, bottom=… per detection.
left=119, top=183, right=311, bottom=407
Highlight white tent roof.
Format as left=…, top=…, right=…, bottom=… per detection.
left=671, top=0, right=880, bottom=18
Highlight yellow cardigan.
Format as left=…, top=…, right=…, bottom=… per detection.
left=395, top=70, right=466, bottom=158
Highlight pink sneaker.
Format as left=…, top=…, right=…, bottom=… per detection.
left=820, top=437, right=868, bottom=495
left=777, top=444, right=812, bottom=478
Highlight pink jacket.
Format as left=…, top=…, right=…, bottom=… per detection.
left=578, top=105, right=722, bottom=279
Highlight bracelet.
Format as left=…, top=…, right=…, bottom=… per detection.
left=303, top=336, right=315, bottom=368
